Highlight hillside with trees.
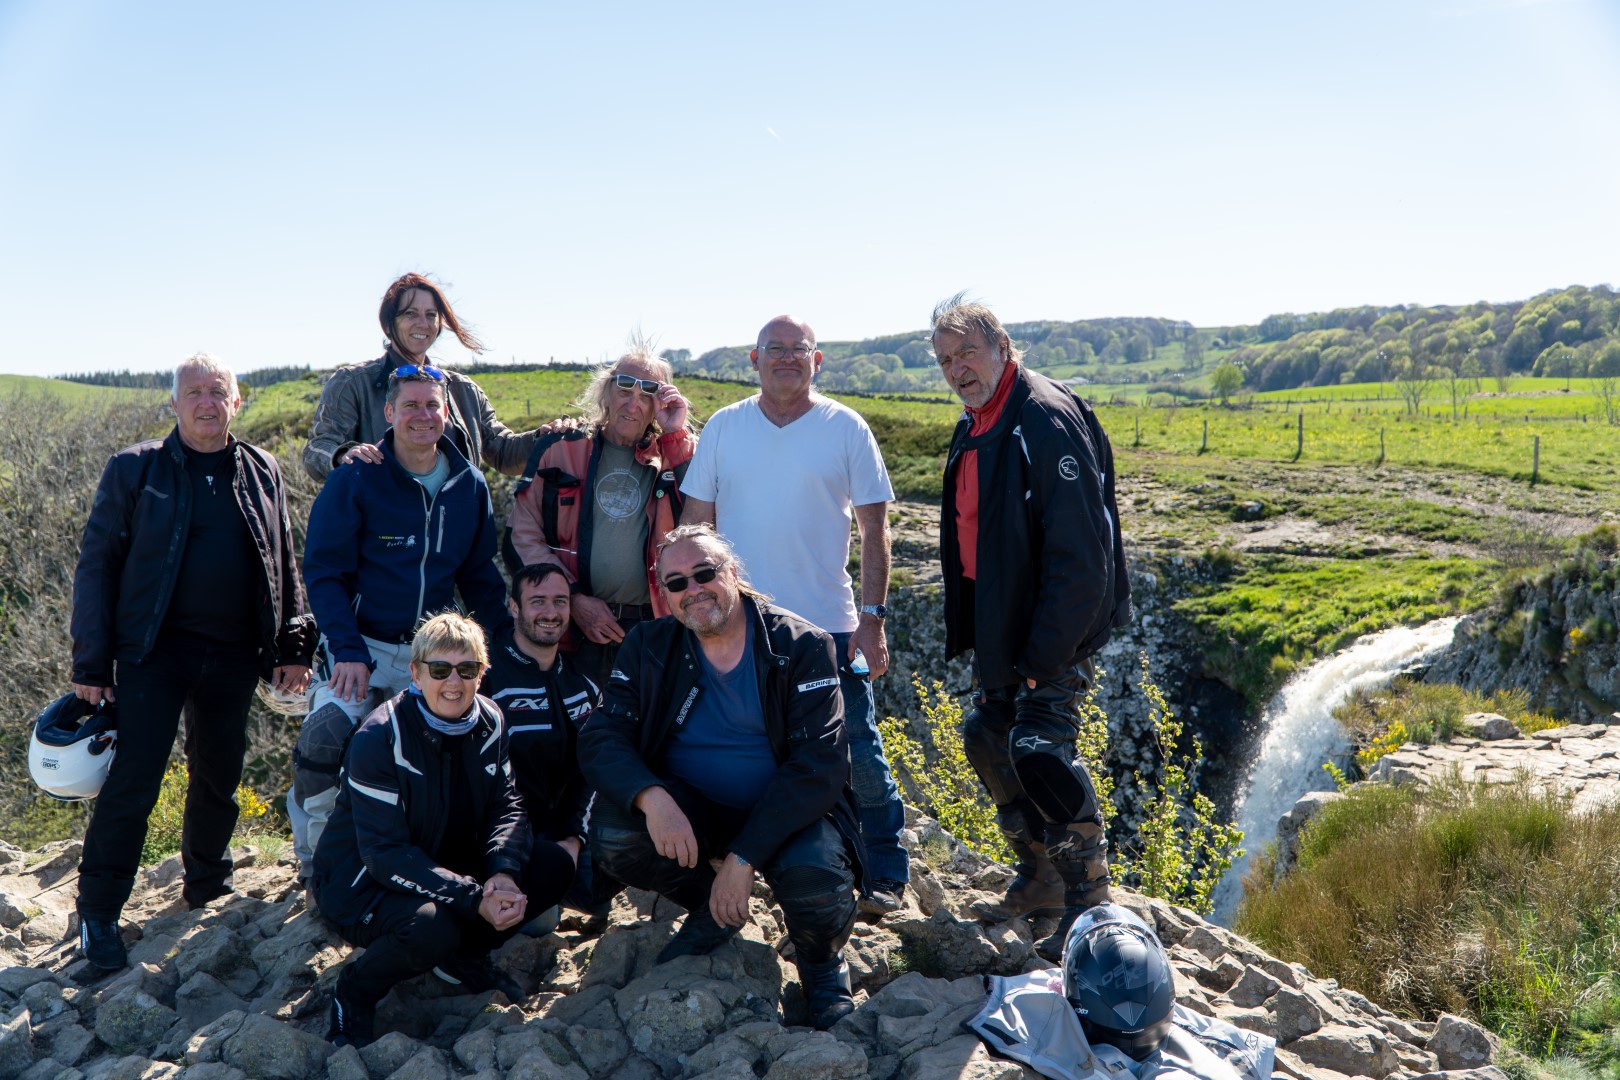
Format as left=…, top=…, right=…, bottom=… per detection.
left=670, top=285, right=1618, bottom=397
left=674, top=316, right=1210, bottom=393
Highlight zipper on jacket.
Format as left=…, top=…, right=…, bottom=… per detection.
left=415, top=484, right=432, bottom=620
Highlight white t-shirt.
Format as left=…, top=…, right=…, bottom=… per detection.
left=682, top=395, right=894, bottom=633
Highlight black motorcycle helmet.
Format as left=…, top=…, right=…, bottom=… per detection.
left=1062, top=903, right=1176, bottom=1061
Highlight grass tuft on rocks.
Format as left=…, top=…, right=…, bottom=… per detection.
left=1334, top=678, right=1562, bottom=771
left=1236, top=775, right=1620, bottom=1065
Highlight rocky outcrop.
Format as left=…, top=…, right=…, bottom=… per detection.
left=1426, top=555, right=1620, bottom=722
left=1366, top=719, right=1620, bottom=813
left=0, top=813, right=1495, bottom=1080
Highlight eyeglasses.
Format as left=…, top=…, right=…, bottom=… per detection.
left=763, top=344, right=814, bottom=360
left=391, top=364, right=446, bottom=381
left=421, top=659, right=483, bottom=680
left=614, top=373, right=660, bottom=395
left=661, top=565, right=720, bottom=593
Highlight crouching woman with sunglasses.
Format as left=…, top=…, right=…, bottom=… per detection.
left=313, top=613, right=575, bottom=1048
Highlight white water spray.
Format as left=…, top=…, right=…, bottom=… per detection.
left=1209, top=616, right=1462, bottom=925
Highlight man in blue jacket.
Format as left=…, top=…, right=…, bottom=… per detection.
left=291, top=365, right=511, bottom=876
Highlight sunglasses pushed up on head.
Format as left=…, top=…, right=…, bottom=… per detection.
left=615, top=372, right=660, bottom=395
left=391, top=364, right=446, bottom=381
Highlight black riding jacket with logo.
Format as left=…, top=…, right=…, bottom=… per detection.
left=577, top=598, right=863, bottom=877
left=941, top=363, right=1132, bottom=688
left=480, top=628, right=601, bottom=841
left=71, top=427, right=316, bottom=686
left=312, top=691, right=529, bottom=928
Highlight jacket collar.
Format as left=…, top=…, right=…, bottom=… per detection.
left=370, top=346, right=437, bottom=391
left=958, top=363, right=1030, bottom=445
left=677, top=594, right=785, bottom=672
left=379, top=428, right=476, bottom=481
left=497, top=630, right=567, bottom=674
left=163, top=425, right=239, bottom=463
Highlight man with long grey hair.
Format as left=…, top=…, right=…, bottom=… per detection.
left=507, top=344, right=695, bottom=687
left=580, top=523, right=862, bottom=1030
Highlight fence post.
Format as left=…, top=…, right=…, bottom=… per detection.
left=1377, top=427, right=1385, bottom=467
left=1201, top=419, right=1208, bottom=453
left=1134, top=415, right=1140, bottom=447
left=1532, top=434, right=1540, bottom=484
left=1293, top=412, right=1303, bottom=462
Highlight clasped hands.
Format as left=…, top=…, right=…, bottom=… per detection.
left=477, top=872, right=529, bottom=931
left=634, top=786, right=754, bottom=930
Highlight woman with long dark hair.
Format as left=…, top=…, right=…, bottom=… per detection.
left=302, top=273, right=537, bottom=482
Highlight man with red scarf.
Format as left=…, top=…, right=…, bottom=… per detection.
left=934, top=293, right=1132, bottom=963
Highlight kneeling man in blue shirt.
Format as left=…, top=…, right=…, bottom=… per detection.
left=579, top=523, right=862, bottom=1029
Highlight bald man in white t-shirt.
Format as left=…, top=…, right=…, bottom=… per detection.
left=680, top=315, right=909, bottom=914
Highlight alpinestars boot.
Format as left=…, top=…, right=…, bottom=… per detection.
left=971, top=840, right=1065, bottom=922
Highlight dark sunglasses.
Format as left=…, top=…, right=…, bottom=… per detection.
left=421, top=659, right=483, bottom=680
left=391, top=364, right=446, bottom=381
left=615, top=373, right=660, bottom=395
left=662, top=565, right=720, bottom=593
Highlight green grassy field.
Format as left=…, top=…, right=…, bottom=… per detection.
left=1097, top=401, right=1620, bottom=492
left=0, top=374, right=161, bottom=404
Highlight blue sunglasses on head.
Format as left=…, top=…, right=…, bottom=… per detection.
left=390, top=364, right=445, bottom=381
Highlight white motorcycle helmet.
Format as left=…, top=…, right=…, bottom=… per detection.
left=255, top=678, right=310, bottom=717
left=30, top=694, right=118, bottom=802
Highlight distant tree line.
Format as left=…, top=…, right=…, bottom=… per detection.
left=675, top=316, right=1224, bottom=393
left=63, top=365, right=315, bottom=391
left=1224, top=285, right=1620, bottom=394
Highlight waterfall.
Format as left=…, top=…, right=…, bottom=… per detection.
left=1208, top=616, right=1463, bottom=926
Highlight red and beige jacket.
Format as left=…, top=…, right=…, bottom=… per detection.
left=507, top=425, right=695, bottom=616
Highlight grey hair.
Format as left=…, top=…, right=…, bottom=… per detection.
left=656, top=523, right=771, bottom=602
left=574, top=334, right=675, bottom=436
left=172, top=353, right=240, bottom=401
left=929, top=292, right=1021, bottom=364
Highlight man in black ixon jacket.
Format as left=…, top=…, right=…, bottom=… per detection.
left=69, top=354, right=316, bottom=971
left=934, top=295, right=1132, bottom=963
left=579, top=524, right=862, bottom=1030
left=313, top=613, right=576, bottom=1047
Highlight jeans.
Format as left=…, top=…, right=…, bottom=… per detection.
left=830, top=631, right=909, bottom=886
left=77, top=628, right=261, bottom=919
left=573, top=607, right=654, bottom=690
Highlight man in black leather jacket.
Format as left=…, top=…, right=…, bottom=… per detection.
left=69, top=354, right=316, bottom=970
left=579, top=524, right=861, bottom=1030
left=934, top=295, right=1132, bottom=962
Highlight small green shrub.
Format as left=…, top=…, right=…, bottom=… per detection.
left=880, top=656, right=1244, bottom=915
left=879, top=680, right=1010, bottom=863
left=1112, top=655, right=1243, bottom=914
left=142, top=762, right=278, bottom=865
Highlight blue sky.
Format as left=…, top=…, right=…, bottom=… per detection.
left=1, top=0, right=1616, bottom=378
